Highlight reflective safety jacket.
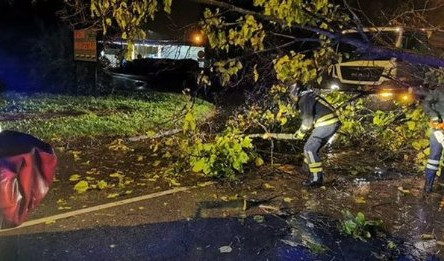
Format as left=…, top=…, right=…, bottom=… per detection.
left=423, top=89, right=444, bottom=123
left=297, top=91, right=340, bottom=132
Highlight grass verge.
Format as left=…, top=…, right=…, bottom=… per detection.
left=0, top=92, right=214, bottom=141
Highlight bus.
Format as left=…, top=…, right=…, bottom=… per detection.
left=325, top=27, right=444, bottom=95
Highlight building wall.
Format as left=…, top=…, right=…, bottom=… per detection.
left=103, top=42, right=205, bottom=68
left=159, top=45, right=204, bottom=61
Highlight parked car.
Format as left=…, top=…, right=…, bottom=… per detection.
left=107, top=58, right=199, bottom=93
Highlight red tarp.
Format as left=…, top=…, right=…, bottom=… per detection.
left=0, top=131, right=57, bottom=228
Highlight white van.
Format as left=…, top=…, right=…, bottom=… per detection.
left=326, top=27, right=444, bottom=92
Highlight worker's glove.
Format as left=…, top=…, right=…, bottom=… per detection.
left=295, top=130, right=306, bottom=140
left=431, top=117, right=443, bottom=123
left=434, top=130, right=444, bottom=145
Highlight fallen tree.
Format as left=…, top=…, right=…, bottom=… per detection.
left=59, top=0, right=444, bottom=178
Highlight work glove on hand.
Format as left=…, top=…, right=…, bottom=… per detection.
left=431, top=117, right=442, bottom=123
left=434, top=130, right=444, bottom=144
left=295, top=129, right=306, bottom=140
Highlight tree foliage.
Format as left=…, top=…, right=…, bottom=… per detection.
left=78, top=0, right=444, bottom=178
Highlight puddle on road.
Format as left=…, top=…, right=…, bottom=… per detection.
left=279, top=211, right=436, bottom=260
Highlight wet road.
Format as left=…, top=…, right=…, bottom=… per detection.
left=1, top=181, right=441, bottom=261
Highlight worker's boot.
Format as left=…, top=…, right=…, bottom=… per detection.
left=424, top=172, right=436, bottom=193
left=302, top=172, right=323, bottom=188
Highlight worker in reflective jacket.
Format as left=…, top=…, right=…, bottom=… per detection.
left=290, top=84, right=341, bottom=187
left=422, top=88, right=444, bottom=193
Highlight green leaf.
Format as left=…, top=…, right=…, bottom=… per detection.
left=253, top=65, right=259, bottom=82
left=255, top=157, right=264, bottom=166
left=69, top=174, right=81, bottom=182
left=97, top=180, right=108, bottom=190
left=74, top=180, right=89, bottom=194
left=241, top=137, right=253, bottom=148
left=163, top=0, right=172, bottom=13
left=406, top=121, right=416, bottom=130
left=107, top=193, right=120, bottom=199
left=169, top=179, right=181, bottom=186
left=356, top=212, right=365, bottom=225
left=344, top=220, right=357, bottom=235
left=192, top=158, right=207, bottom=173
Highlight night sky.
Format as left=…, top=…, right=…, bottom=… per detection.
left=0, top=0, right=204, bottom=91
left=0, top=0, right=442, bottom=91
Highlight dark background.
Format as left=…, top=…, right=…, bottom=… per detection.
left=0, top=0, right=442, bottom=93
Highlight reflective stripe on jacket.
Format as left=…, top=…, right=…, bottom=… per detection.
left=297, top=91, right=340, bottom=130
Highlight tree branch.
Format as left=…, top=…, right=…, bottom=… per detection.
left=191, top=0, right=444, bottom=68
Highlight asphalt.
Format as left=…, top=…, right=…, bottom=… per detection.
left=0, top=185, right=314, bottom=261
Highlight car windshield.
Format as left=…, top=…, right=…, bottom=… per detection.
left=338, top=31, right=400, bottom=61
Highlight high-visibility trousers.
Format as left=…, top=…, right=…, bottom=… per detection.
left=303, top=122, right=341, bottom=175
left=426, top=130, right=444, bottom=178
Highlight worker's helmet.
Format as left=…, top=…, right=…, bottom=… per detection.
left=289, top=82, right=306, bottom=101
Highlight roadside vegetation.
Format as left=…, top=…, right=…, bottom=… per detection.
left=0, top=92, right=214, bottom=141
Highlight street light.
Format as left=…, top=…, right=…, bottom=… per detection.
left=192, top=32, right=204, bottom=45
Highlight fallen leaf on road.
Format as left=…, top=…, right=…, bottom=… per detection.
left=228, top=194, right=239, bottom=200
left=169, top=179, right=181, bottom=186
left=57, top=199, right=67, bottom=204
left=277, top=164, right=296, bottom=174
left=253, top=215, right=265, bottom=223
left=355, top=197, right=366, bottom=204
left=283, top=197, right=293, bottom=203
left=108, top=139, right=131, bottom=151
left=398, top=187, right=410, bottom=194
left=107, top=193, right=120, bottom=199
left=152, top=160, right=161, bottom=167
left=97, top=180, right=108, bottom=190
left=439, top=197, right=444, bottom=211
left=255, top=157, right=264, bottom=166
left=421, top=234, right=435, bottom=240
left=74, top=181, right=89, bottom=193
left=264, top=183, right=275, bottom=189
left=69, top=174, right=81, bottom=182
left=71, top=151, right=81, bottom=161
left=219, top=246, right=232, bottom=253
left=387, top=241, right=397, bottom=249
left=110, top=172, right=125, bottom=179
left=86, top=168, right=99, bottom=175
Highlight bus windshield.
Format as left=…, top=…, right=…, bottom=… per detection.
left=338, top=31, right=400, bottom=61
